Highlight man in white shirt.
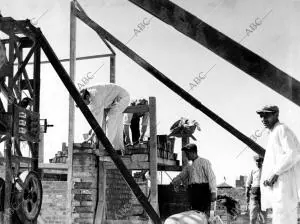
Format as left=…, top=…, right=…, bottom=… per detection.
left=246, top=155, right=266, bottom=224
left=80, top=83, right=130, bottom=154
left=171, top=143, right=217, bottom=217
left=257, top=105, right=300, bottom=224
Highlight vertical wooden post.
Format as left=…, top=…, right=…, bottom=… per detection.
left=4, top=33, right=15, bottom=224
left=95, top=161, right=106, bottom=223
left=149, top=97, right=158, bottom=213
left=110, top=56, right=115, bottom=83
left=33, top=44, right=41, bottom=172
left=38, top=133, right=44, bottom=163
left=67, top=1, right=77, bottom=224
left=181, top=137, right=189, bottom=167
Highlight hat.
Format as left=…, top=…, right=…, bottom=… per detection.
left=182, top=143, right=197, bottom=152
left=256, top=105, right=279, bottom=114
left=253, top=155, right=264, bottom=161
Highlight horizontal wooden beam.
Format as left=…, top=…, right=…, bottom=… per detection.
left=123, top=105, right=149, bottom=113
left=100, top=156, right=178, bottom=170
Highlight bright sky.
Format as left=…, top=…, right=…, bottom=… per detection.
left=1, top=0, right=300, bottom=186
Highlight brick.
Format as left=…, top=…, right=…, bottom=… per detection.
left=73, top=194, right=93, bottom=201
left=80, top=201, right=96, bottom=207
left=79, top=213, right=94, bottom=218
left=73, top=171, right=97, bottom=178
left=73, top=206, right=94, bottom=213
left=73, top=182, right=93, bottom=189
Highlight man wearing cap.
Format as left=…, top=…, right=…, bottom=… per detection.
left=170, top=143, right=217, bottom=217
left=246, top=155, right=266, bottom=224
left=256, top=105, right=300, bottom=224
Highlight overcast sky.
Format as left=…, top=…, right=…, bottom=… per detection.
left=1, top=0, right=300, bottom=185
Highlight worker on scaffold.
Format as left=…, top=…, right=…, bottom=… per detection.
left=80, top=83, right=130, bottom=155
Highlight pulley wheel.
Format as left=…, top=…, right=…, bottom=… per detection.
left=16, top=171, right=42, bottom=221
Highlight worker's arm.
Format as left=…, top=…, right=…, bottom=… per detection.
left=83, top=130, right=96, bottom=143
left=204, top=160, right=217, bottom=202
left=273, top=125, right=300, bottom=176
left=171, top=165, right=189, bottom=186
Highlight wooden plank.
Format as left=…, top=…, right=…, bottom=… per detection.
left=95, top=161, right=106, bottom=223
left=104, top=220, right=149, bottom=224
left=4, top=33, right=15, bottom=224
left=38, top=163, right=68, bottom=169
left=149, top=97, right=158, bottom=214
left=67, top=2, right=77, bottom=224
left=181, top=137, right=189, bottom=167
left=123, top=105, right=149, bottom=113
left=157, top=164, right=182, bottom=172
left=0, top=155, right=32, bottom=164
left=32, top=44, right=41, bottom=172
left=129, top=0, right=300, bottom=107
left=110, top=56, right=115, bottom=83
left=157, top=157, right=177, bottom=166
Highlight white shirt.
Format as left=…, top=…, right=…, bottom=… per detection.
left=261, top=122, right=300, bottom=210
left=172, top=157, right=217, bottom=193
left=246, top=167, right=262, bottom=188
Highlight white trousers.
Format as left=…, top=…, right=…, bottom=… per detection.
left=105, top=94, right=130, bottom=150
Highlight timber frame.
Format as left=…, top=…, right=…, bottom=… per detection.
left=1, top=0, right=299, bottom=223
left=0, top=17, right=41, bottom=223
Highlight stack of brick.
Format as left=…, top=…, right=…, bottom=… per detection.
left=72, top=143, right=98, bottom=223
left=49, top=142, right=68, bottom=163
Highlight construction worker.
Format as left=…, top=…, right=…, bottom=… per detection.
left=170, top=143, right=217, bottom=218
left=246, top=155, right=266, bottom=224
left=257, top=105, right=300, bottom=224
left=123, top=98, right=149, bottom=145
left=80, top=83, right=130, bottom=154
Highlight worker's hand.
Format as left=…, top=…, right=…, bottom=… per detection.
left=82, top=136, right=92, bottom=144
left=170, top=182, right=179, bottom=192
left=268, top=174, right=279, bottom=186
left=264, top=174, right=279, bottom=187
left=211, top=192, right=217, bottom=202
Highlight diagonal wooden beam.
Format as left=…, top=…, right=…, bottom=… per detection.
left=128, top=0, right=300, bottom=107
left=12, top=42, right=37, bottom=97
left=35, top=27, right=162, bottom=224
left=73, top=7, right=265, bottom=156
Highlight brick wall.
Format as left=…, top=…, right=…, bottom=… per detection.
left=105, top=169, right=149, bottom=221
left=71, top=145, right=98, bottom=224
left=38, top=181, right=68, bottom=224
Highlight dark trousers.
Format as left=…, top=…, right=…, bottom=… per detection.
left=188, top=183, right=211, bottom=216
left=130, top=116, right=140, bottom=143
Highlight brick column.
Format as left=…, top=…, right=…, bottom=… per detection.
left=72, top=144, right=98, bottom=223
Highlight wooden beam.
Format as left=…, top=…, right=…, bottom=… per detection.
left=110, top=56, right=115, bottom=83
left=123, top=104, right=149, bottom=113
left=3, top=33, right=15, bottom=224
left=32, top=43, right=41, bottom=173
left=73, top=7, right=265, bottom=156
left=129, top=0, right=300, bottom=107
left=149, top=97, right=158, bottom=213
left=12, top=42, right=38, bottom=96
left=67, top=2, right=77, bottom=224
left=94, top=161, right=106, bottom=223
